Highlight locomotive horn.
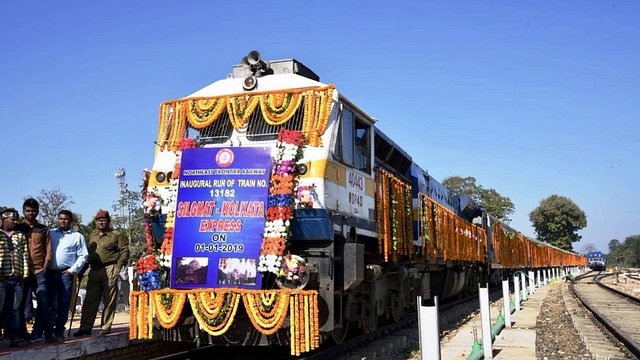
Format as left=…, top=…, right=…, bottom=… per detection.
left=261, top=59, right=271, bottom=71
left=241, top=56, right=250, bottom=68
left=247, top=50, right=261, bottom=65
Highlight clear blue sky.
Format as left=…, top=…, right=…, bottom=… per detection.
left=2, top=1, right=638, bottom=254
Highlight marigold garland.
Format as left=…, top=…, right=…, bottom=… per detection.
left=150, top=290, right=187, bottom=329
left=187, top=98, right=227, bottom=129
left=130, top=289, right=319, bottom=355
left=242, top=291, right=289, bottom=335
left=135, top=292, right=143, bottom=338
left=227, top=95, right=260, bottom=129
left=302, top=86, right=334, bottom=146
left=415, top=194, right=489, bottom=263
left=289, top=295, right=296, bottom=355
left=261, top=92, right=303, bottom=125
left=133, top=291, right=152, bottom=339
left=129, top=292, right=137, bottom=338
left=155, top=85, right=335, bottom=150
left=156, top=103, right=172, bottom=155
left=168, top=102, right=187, bottom=151
left=160, top=226, right=174, bottom=255
left=375, top=169, right=413, bottom=262
left=148, top=293, right=154, bottom=339
left=187, top=291, right=240, bottom=336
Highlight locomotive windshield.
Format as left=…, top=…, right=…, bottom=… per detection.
left=183, top=98, right=307, bottom=145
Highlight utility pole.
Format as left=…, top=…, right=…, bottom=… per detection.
left=114, top=167, right=130, bottom=248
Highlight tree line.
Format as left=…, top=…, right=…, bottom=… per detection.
left=606, top=235, right=640, bottom=267
left=442, top=176, right=587, bottom=252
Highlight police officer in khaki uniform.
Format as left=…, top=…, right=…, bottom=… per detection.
left=73, top=210, right=129, bottom=336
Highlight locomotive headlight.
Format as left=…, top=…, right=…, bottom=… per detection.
left=243, top=75, right=257, bottom=90
left=296, top=163, right=308, bottom=175
left=156, top=171, right=166, bottom=183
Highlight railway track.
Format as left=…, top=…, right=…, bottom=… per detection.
left=570, top=271, right=640, bottom=359
left=150, top=289, right=501, bottom=360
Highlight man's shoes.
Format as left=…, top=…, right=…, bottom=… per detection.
left=9, top=340, right=28, bottom=348
left=46, top=335, right=58, bottom=343
left=100, top=330, right=111, bottom=335
left=28, top=335, right=44, bottom=343
left=72, top=329, right=91, bottom=337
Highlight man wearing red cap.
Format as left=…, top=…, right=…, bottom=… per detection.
left=73, top=210, right=129, bottom=336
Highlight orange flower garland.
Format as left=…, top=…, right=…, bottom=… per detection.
left=187, top=98, right=227, bottom=129
left=160, top=226, right=174, bottom=255
left=227, top=94, right=260, bottom=129
left=290, top=294, right=297, bottom=355
left=301, top=86, right=334, bottom=146
left=150, top=289, right=187, bottom=329
left=155, top=85, right=335, bottom=151
left=133, top=291, right=152, bottom=339
left=288, top=292, right=319, bottom=356
left=261, top=92, right=303, bottom=125
left=260, top=237, right=286, bottom=258
left=242, top=291, right=289, bottom=335
left=270, top=174, right=295, bottom=195
left=130, top=290, right=320, bottom=355
left=186, top=290, right=241, bottom=336
left=156, top=103, right=172, bottom=155
left=375, top=169, right=413, bottom=262
left=129, top=291, right=138, bottom=339
left=168, top=102, right=187, bottom=151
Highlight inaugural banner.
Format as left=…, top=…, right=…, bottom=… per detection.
left=170, top=147, right=271, bottom=289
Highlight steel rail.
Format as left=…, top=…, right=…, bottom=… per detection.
left=570, top=271, right=640, bottom=359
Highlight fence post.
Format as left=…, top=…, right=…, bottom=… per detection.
left=502, top=279, right=512, bottom=328
left=479, top=284, right=493, bottom=359
left=529, top=271, right=535, bottom=294
left=514, top=275, right=521, bottom=312
left=417, top=296, right=441, bottom=360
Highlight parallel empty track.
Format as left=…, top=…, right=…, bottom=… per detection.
left=571, top=271, right=640, bottom=359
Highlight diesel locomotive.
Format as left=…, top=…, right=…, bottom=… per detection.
left=133, top=51, right=587, bottom=355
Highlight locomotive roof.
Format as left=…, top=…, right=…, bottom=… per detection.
left=184, top=73, right=328, bottom=99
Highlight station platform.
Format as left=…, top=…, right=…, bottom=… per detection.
left=0, top=311, right=132, bottom=360
left=442, top=283, right=551, bottom=360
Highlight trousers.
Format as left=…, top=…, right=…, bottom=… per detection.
left=78, top=264, right=119, bottom=332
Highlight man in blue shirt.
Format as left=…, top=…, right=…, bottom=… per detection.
left=47, top=210, right=88, bottom=341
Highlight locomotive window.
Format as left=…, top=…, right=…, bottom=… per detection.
left=342, top=108, right=354, bottom=166
left=354, top=121, right=369, bottom=172
left=334, top=105, right=371, bottom=173
left=185, top=108, right=234, bottom=145
left=246, top=100, right=305, bottom=141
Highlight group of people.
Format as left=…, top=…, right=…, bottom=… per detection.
left=0, top=200, right=129, bottom=348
